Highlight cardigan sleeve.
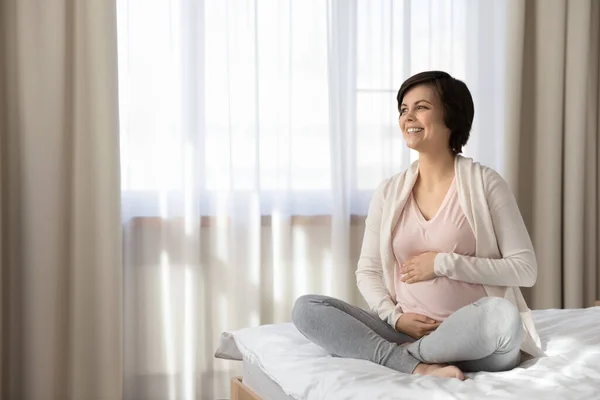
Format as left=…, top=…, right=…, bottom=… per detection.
left=433, top=168, right=538, bottom=287
left=356, top=180, right=404, bottom=327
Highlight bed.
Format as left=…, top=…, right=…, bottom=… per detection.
left=216, top=303, right=600, bottom=400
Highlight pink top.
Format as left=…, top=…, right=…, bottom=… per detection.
left=393, top=179, right=486, bottom=321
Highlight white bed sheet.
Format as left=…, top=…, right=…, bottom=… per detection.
left=216, top=307, right=600, bottom=400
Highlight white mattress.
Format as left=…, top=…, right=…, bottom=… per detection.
left=216, top=307, right=600, bottom=399
left=243, top=359, right=294, bottom=400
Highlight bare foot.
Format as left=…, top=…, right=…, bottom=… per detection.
left=413, top=363, right=465, bottom=380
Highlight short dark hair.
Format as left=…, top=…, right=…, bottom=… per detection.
left=396, top=71, right=474, bottom=155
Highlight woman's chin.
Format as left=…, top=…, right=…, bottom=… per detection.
left=405, top=141, right=422, bottom=152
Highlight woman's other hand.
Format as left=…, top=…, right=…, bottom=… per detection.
left=395, top=313, right=440, bottom=339
left=400, top=252, right=438, bottom=283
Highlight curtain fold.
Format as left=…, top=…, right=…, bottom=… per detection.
left=326, top=0, right=358, bottom=303
left=0, top=0, right=122, bottom=398
left=505, top=0, right=600, bottom=309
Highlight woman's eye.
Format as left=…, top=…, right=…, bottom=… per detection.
left=400, top=108, right=407, bottom=115
left=417, top=105, right=427, bottom=110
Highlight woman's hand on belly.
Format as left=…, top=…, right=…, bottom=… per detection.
left=395, top=313, right=441, bottom=339
left=400, top=252, right=438, bottom=284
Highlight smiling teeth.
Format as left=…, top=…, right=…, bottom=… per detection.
left=407, top=128, right=423, bottom=133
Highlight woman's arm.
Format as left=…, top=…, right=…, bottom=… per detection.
left=356, top=180, right=403, bottom=326
left=434, top=168, right=537, bottom=287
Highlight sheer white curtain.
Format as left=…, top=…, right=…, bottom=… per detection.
left=117, top=0, right=507, bottom=398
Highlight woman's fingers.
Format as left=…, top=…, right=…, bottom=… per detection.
left=419, top=323, right=440, bottom=337
left=401, top=259, right=415, bottom=272
left=418, top=325, right=439, bottom=338
left=416, top=315, right=440, bottom=325
left=419, top=321, right=440, bottom=328
left=410, top=317, right=441, bottom=338
left=415, top=315, right=429, bottom=323
left=403, top=273, right=421, bottom=284
left=426, top=322, right=440, bottom=331
left=422, top=322, right=440, bottom=329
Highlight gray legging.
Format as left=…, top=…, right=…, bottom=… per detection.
left=292, top=295, right=525, bottom=374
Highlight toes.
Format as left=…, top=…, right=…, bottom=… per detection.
left=456, top=369, right=466, bottom=381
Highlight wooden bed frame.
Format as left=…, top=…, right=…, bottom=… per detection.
left=231, top=301, right=600, bottom=400
left=231, top=376, right=263, bottom=400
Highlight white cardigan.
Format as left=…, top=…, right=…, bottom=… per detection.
left=356, top=155, right=545, bottom=358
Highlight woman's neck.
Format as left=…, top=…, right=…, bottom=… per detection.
left=417, top=150, right=456, bottom=189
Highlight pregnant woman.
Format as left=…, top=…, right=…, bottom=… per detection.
left=292, top=71, right=544, bottom=380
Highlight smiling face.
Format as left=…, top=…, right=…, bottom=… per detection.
left=399, top=84, right=451, bottom=155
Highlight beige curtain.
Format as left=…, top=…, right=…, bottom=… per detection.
left=505, top=0, right=600, bottom=309
left=0, top=1, right=122, bottom=399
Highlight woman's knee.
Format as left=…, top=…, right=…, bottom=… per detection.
left=292, top=294, right=328, bottom=330
left=478, top=297, right=519, bottom=319
left=477, top=297, right=523, bottom=342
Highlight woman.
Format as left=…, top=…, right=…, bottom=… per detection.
left=292, top=71, right=544, bottom=380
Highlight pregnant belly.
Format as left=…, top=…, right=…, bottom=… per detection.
left=396, top=277, right=486, bottom=321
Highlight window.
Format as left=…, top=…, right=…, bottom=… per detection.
left=118, top=0, right=505, bottom=219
